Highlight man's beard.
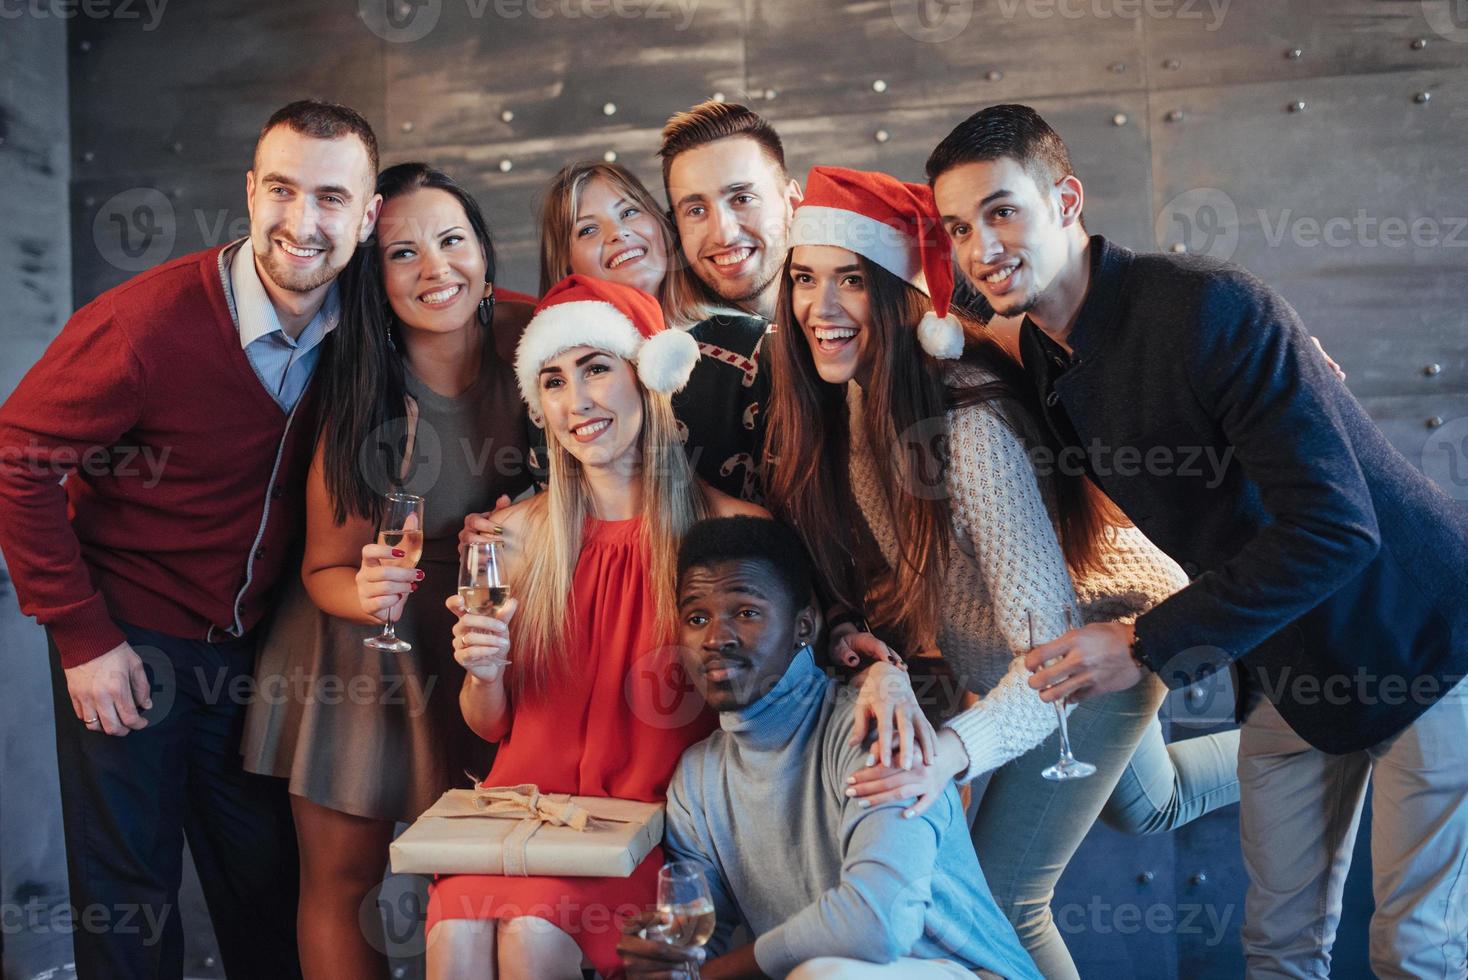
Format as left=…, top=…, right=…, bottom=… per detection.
left=989, top=284, right=1040, bottom=320
left=699, top=248, right=783, bottom=309
left=255, top=231, right=343, bottom=294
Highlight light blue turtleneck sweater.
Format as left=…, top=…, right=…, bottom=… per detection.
left=663, top=648, right=1041, bottom=979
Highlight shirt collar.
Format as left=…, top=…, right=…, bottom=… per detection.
left=1061, top=234, right=1129, bottom=360
left=230, top=237, right=340, bottom=350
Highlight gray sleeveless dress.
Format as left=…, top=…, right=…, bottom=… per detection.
left=241, top=352, right=532, bottom=822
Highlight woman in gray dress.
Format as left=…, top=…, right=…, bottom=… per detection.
left=241, top=164, right=534, bottom=980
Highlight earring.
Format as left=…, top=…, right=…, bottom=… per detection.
left=477, top=293, right=495, bottom=327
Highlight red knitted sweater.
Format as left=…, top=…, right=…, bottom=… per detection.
left=0, top=245, right=319, bottom=667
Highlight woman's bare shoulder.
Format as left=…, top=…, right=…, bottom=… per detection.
left=703, top=483, right=770, bottom=520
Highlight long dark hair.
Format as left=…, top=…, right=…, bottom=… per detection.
left=316, top=162, right=498, bottom=525
left=762, top=253, right=1118, bottom=651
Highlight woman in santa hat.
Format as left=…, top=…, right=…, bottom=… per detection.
left=761, top=166, right=1240, bottom=979
left=426, top=274, right=765, bottom=980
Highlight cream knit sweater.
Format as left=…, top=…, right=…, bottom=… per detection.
left=845, top=366, right=1188, bottom=781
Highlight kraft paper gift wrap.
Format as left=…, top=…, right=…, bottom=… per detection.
left=389, top=783, right=665, bottom=877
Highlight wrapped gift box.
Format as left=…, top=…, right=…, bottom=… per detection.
left=389, top=784, right=665, bottom=877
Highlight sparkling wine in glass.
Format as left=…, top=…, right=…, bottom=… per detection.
left=458, top=541, right=511, bottom=663
left=643, top=860, right=716, bottom=978
left=365, top=492, right=425, bottom=654
left=1028, top=607, right=1097, bottom=781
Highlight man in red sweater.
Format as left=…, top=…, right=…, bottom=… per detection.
left=0, top=100, right=382, bottom=979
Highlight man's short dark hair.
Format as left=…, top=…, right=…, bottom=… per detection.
left=255, top=99, right=379, bottom=177
left=677, top=517, right=815, bottom=612
left=924, top=103, right=1075, bottom=192
left=658, top=101, right=787, bottom=199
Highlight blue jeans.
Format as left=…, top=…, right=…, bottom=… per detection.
left=969, top=673, right=1240, bottom=979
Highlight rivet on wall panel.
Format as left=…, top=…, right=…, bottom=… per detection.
left=1287, top=101, right=1306, bottom=113
left=1165, top=109, right=1184, bottom=123
left=602, top=102, right=617, bottom=116
left=712, top=92, right=726, bottom=102
left=1414, top=92, right=1431, bottom=104
left=84, top=195, right=96, bottom=207
left=1412, top=37, right=1428, bottom=50
left=79, top=40, right=92, bottom=52
left=1137, top=871, right=1154, bottom=884
left=1170, top=242, right=1187, bottom=253
left=764, top=89, right=778, bottom=100
left=985, top=70, right=1003, bottom=82
left=1163, top=58, right=1181, bottom=70
left=1428, top=416, right=1445, bottom=429
left=872, top=79, right=888, bottom=93
left=401, top=121, right=414, bottom=133
left=171, top=142, right=184, bottom=155
left=394, top=1, right=412, bottom=18
left=1425, top=363, right=1443, bottom=376
left=874, top=129, right=891, bottom=143
left=498, top=159, right=513, bottom=173
left=1190, top=871, right=1209, bottom=886
left=1285, top=47, right=1303, bottom=60
left=500, top=110, right=514, bottom=123
left=1109, top=62, right=1127, bottom=73
left=83, top=151, right=95, bottom=163
left=603, top=150, right=617, bottom=162
left=1112, top=113, right=1128, bottom=127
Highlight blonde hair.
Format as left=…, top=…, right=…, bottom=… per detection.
left=511, top=379, right=709, bottom=695
left=537, top=160, right=716, bottom=330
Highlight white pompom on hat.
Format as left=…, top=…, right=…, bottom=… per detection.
left=514, top=274, right=701, bottom=416
left=789, top=165, right=964, bottom=359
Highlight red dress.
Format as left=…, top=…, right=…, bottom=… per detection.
left=427, top=517, right=716, bottom=977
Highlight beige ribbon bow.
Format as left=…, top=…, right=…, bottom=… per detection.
left=470, top=783, right=591, bottom=874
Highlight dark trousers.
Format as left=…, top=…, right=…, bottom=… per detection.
left=48, top=622, right=302, bottom=980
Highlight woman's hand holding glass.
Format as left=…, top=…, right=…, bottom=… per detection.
left=447, top=593, right=517, bottom=685
left=356, top=542, right=423, bottom=624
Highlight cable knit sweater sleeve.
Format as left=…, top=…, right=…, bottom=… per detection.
left=940, top=400, right=1082, bottom=783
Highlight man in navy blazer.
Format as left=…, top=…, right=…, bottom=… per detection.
left=928, top=104, right=1468, bottom=979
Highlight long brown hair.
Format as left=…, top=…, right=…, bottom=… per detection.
left=536, top=160, right=712, bottom=329
left=762, top=253, right=1119, bottom=651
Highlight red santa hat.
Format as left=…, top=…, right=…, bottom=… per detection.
left=515, top=274, right=700, bottom=416
left=789, top=166, right=964, bottom=359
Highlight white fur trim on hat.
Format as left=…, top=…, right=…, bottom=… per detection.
left=515, top=300, right=643, bottom=412
left=635, top=327, right=700, bottom=396
left=790, top=205, right=923, bottom=288
left=917, top=310, right=964, bottom=360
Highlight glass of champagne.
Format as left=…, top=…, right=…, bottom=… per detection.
left=1028, top=607, right=1097, bottom=781
left=643, top=860, right=716, bottom=978
left=365, top=492, right=425, bottom=653
left=458, top=541, right=510, bottom=663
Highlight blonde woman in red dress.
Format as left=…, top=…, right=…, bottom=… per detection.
left=426, top=275, right=766, bottom=980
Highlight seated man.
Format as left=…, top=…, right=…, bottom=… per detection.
left=617, top=516, right=1040, bottom=980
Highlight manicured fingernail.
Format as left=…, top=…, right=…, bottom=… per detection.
left=904, top=760, right=913, bottom=771
left=415, top=569, right=425, bottom=581
left=391, top=548, right=405, bottom=557
left=143, top=700, right=153, bottom=710
left=844, top=788, right=856, bottom=797
left=857, top=800, right=870, bottom=809
left=903, top=809, right=914, bottom=819
left=866, top=754, right=876, bottom=767
left=846, top=775, right=855, bottom=785
left=411, top=583, right=418, bottom=592
left=491, top=525, right=503, bottom=535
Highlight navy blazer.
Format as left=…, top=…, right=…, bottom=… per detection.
left=1022, top=236, right=1468, bottom=753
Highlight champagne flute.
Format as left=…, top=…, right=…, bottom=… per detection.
left=642, top=860, right=716, bottom=978
left=457, top=541, right=510, bottom=664
left=365, top=492, right=424, bottom=653
left=1028, top=607, right=1097, bottom=781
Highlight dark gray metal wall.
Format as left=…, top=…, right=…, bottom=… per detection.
left=2, top=1, right=1463, bottom=977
